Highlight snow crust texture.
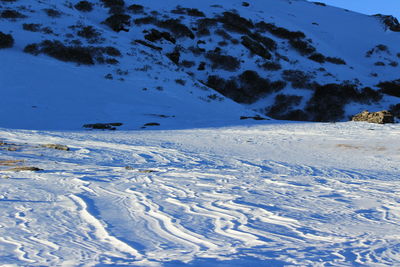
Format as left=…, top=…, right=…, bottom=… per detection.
left=0, top=122, right=399, bottom=266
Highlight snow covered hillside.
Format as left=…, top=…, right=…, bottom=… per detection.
left=1, top=0, right=400, bottom=129
left=1, top=122, right=400, bottom=266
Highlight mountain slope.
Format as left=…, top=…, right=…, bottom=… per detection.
left=0, top=0, right=258, bottom=130
left=1, top=0, right=400, bottom=130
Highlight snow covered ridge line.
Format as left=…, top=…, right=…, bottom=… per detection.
left=1, top=0, right=400, bottom=126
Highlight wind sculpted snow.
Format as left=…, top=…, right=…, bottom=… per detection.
left=0, top=122, right=399, bottom=266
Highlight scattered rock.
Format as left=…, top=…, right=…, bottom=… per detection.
left=145, top=114, right=175, bottom=118
left=240, top=115, right=269, bottom=121
left=7, top=147, right=18, bottom=151
left=144, top=122, right=160, bottom=126
left=242, top=2, right=250, bottom=7
left=138, top=169, right=157, bottom=173
left=83, top=122, right=123, bottom=130
left=124, top=166, right=157, bottom=173
left=351, top=110, right=394, bottom=124
left=7, top=166, right=43, bottom=172
left=0, top=160, right=24, bottom=166
left=41, top=144, right=70, bottom=151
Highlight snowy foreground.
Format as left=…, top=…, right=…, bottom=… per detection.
left=0, top=122, right=399, bottom=266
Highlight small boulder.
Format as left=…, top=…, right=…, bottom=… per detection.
left=83, top=122, right=123, bottom=130
left=240, top=115, right=269, bottom=121
left=351, top=110, right=394, bottom=124
left=7, top=166, right=43, bottom=172
left=143, top=122, right=160, bottom=126
left=41, top=144, right=70, bottom=151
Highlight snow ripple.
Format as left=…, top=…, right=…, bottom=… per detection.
left=0, top=126, right=399, bottom=266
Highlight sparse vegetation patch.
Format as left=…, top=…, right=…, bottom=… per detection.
left=1, top=9, right=26, bottom=19
left=205, top=51, right=241, bottom=71
left=74, top=1, right=93, bottom=12
left=0, top=31, right=14, bottom=48
left=24, top=40, right=121, bottom=65
left=377, top=80, right=400, bottom=97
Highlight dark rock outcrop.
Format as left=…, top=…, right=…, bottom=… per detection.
left=374, top=14, right=400, bottom=32
left=83, top=122, right=123, bottom=130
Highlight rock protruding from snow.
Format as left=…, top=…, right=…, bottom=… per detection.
left=41, top=144, right=70, bottom=151
left=374, top=14, right=400, bottom=32
left=352, top=110, right=394, bottom=124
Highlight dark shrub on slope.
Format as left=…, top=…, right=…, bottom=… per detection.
left=0, top=31, right=14, bottom=48
left=289, top=39, right=316, bottom=55
left=357, top=87, right=382, bottom=103
left=166, top=47, right=180, bottom=65
left=218, top=11, right=254, bottom=34
left=305, top=83, right=354, bottom=122
left=376, top=80, right=400, bottom=97
left=77, top=26, right=101, bottom=41
left=101, top=0, right=125, bottom=8
left=43, top=8, right=61, bottom=18
left=241, top=36, right=272, bottom=59
left=157, top=19, right=194, bottom=39
left=206, top=71, right=276, bottom=104
left=325, top=56, right=346, bottom=65
left=205, top=51, right=241, bottom=71
left=102, top=46, right=121, bottom=57
left=103, top=13, right=131, bottom=32
left=134, top=16, right=157, bottom=25
left=389, top=103, right=400, bottom=117
left=313, top=2, right=327, bottom=6
left=238, top=70, right=272, bottom=98
left=268, top=94, right=303, bottom=119
left=255, top=21, right=305, bottom=39
left=187, top=8, right=205, bottom=17
left=304, top=82, right=380, bottom=122
left=24, top=40, right=122, bottom=65
left=1, top=9, right=26, bottom=19
left=172, top=6, right=205, bottom=17
left=74, top=1, right=93, bottom=12
left=22, top=23, right=41, bottom=32
left=308, top=53, right=325, bottom=63
left=261, top=61, right=281, bottom=71
left=145, top=29, right=175, bottom=44
left=250, top=33, right=277, bottom=51
left=282, top=70, right=314, bottom=89
left=127, top=4, right=144, bottom=14
left=28, top=40, right=95, bottom=65
left=196, top=18, right=217, bottom=36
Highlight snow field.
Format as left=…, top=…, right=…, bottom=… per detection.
left=0, top=122, right=399, bottom=266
